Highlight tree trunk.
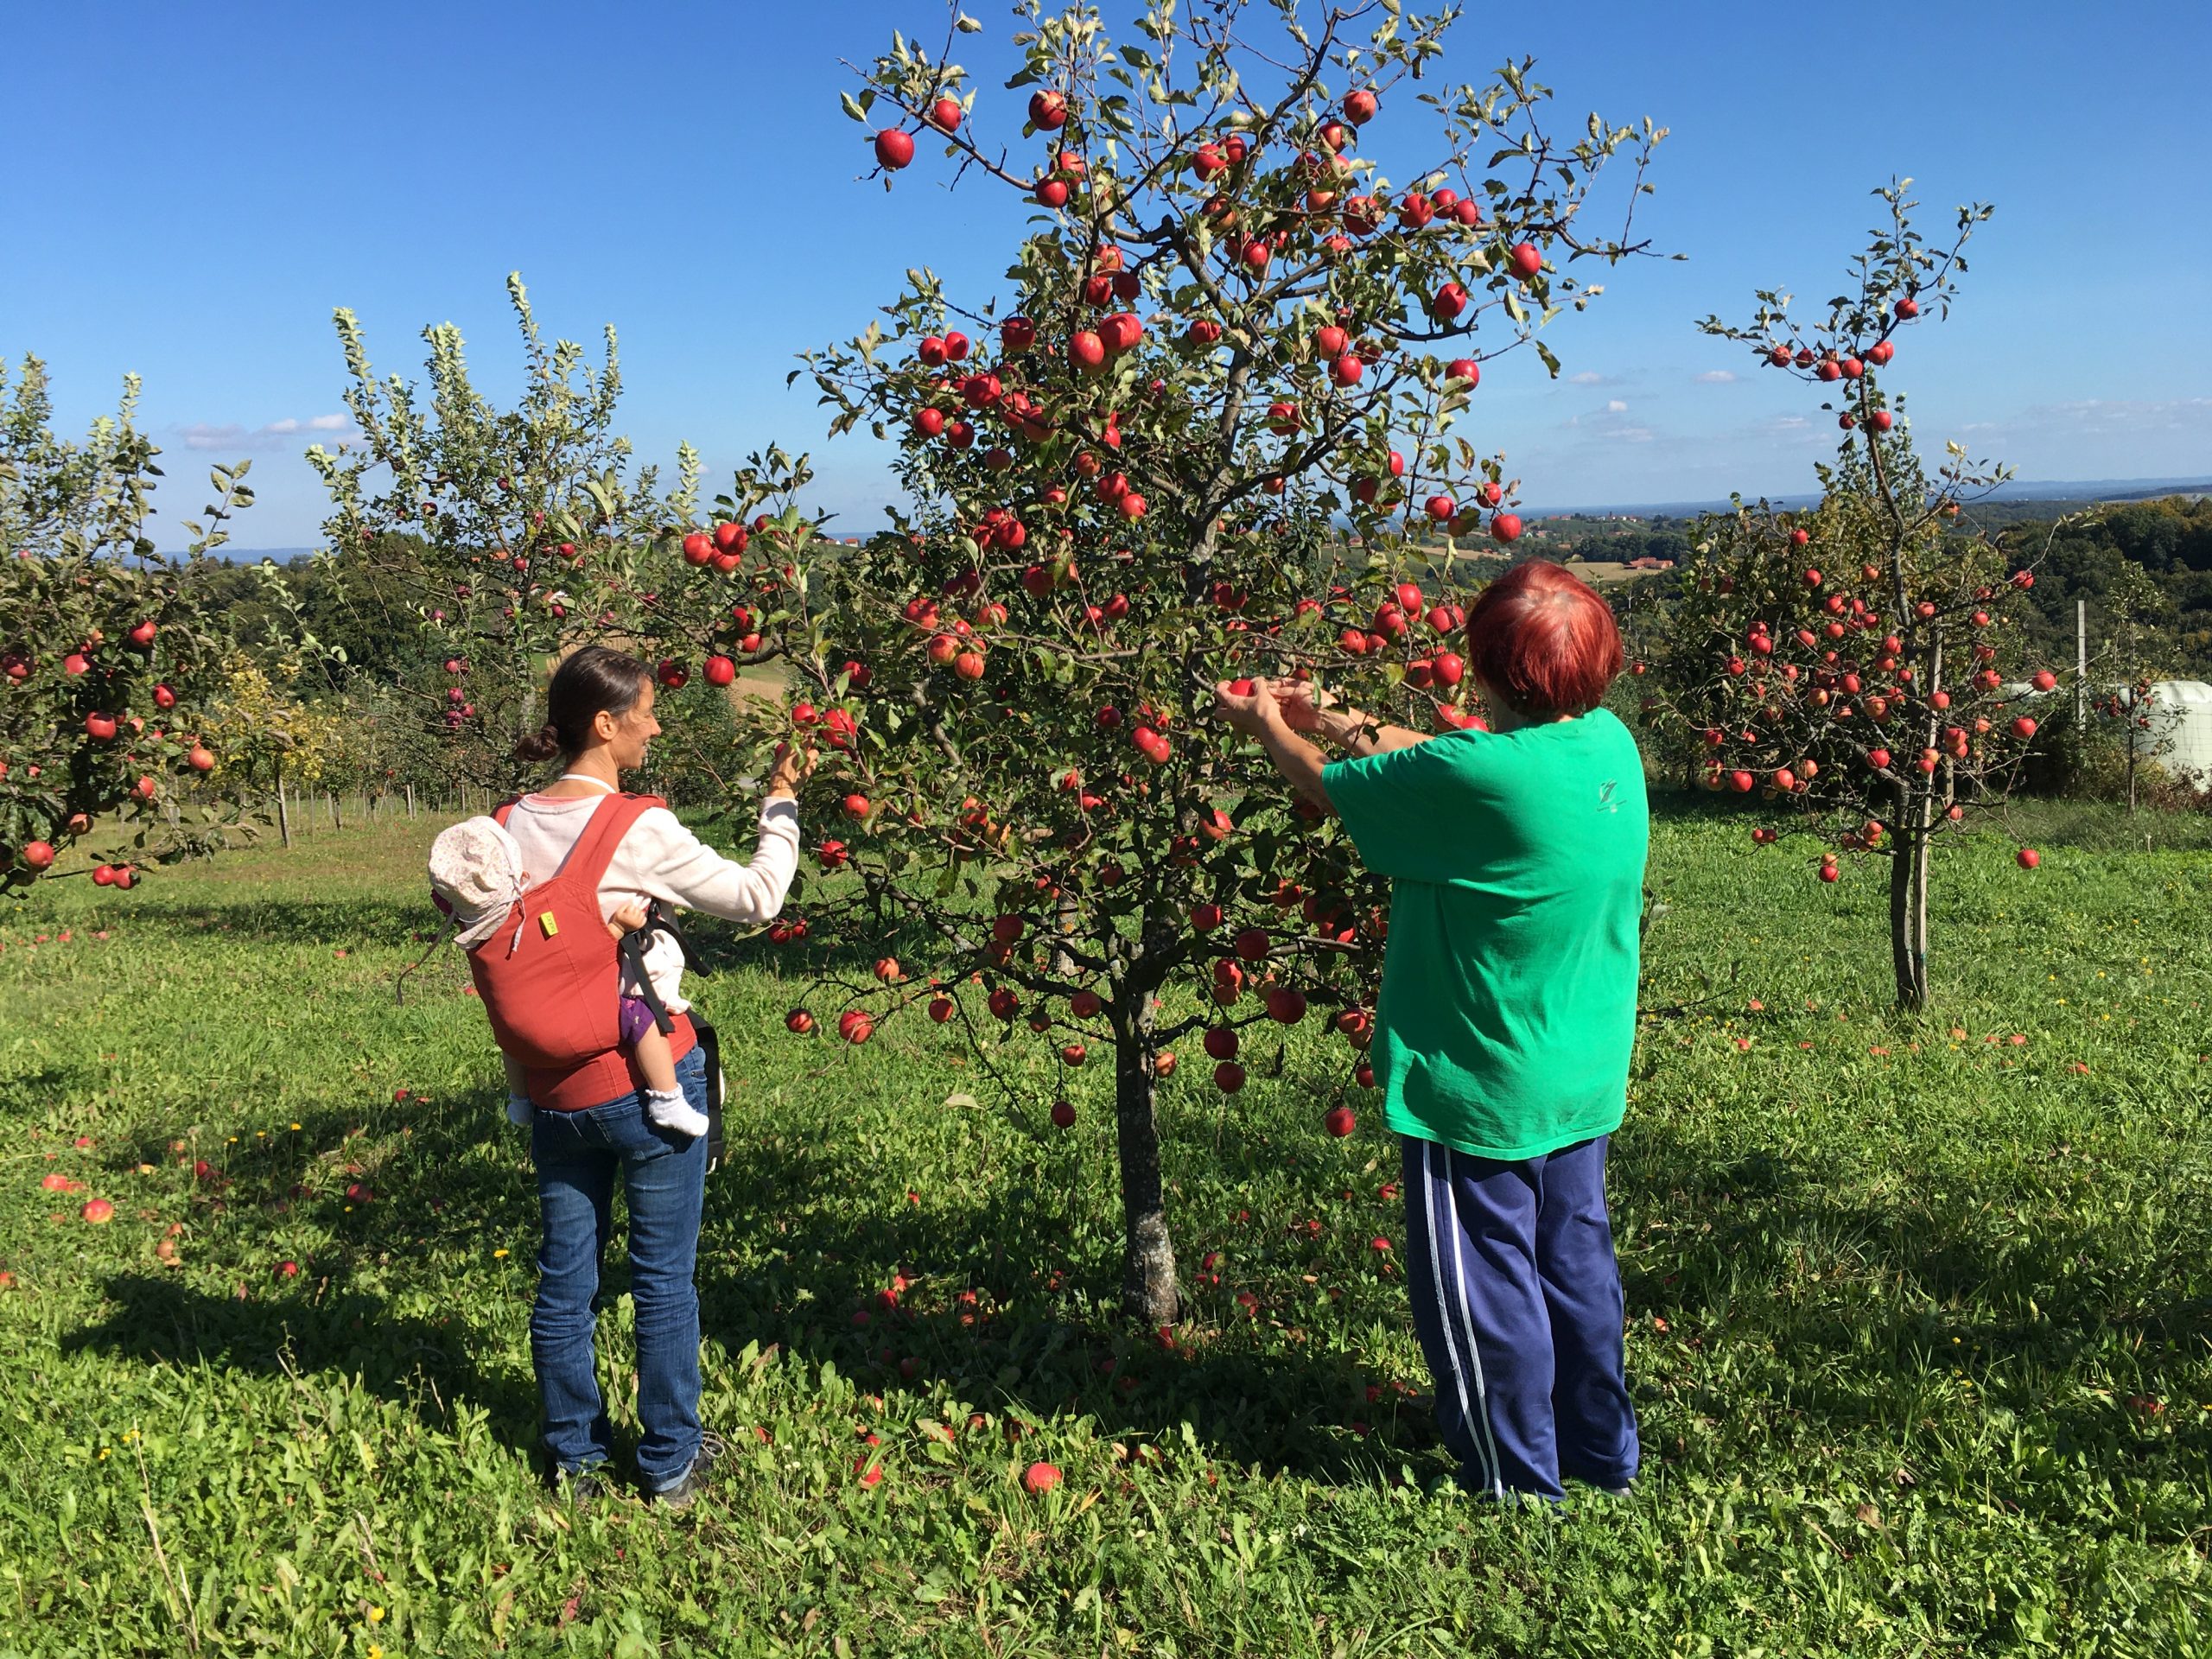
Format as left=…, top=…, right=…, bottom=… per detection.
left=329, top=791, right=342, bottom=832
left=1888, top=828, right=1931, bottom=1010
left=275, top=764, right=292, bottom=849
left=1111, top=1012, right=1179, bottom=1327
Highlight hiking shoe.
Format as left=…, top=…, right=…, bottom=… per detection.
left=553, top=1463, right=611, bottom=1506
left=648, top=1430, right=727, bottom=1510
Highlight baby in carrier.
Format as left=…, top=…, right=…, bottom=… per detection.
left=428, top=816, right=709, bottom=1138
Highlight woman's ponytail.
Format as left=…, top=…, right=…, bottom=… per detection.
left=513, top=721, right=564, bottom=766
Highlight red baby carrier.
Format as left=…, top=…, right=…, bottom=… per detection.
left=467, top=792, right=699, bottom=1115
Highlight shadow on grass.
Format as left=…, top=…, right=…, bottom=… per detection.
left=58, top=1069, right=2212, bottom=1498
left=60, top=1079, right=1425, bottom=1487
left=62, top=1090, right=552, bottom=1461
left=1608, top=1129, right=2212, bottom=1510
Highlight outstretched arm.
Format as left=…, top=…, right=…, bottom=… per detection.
left=1269, top=677, right=1430, bottom=756
left=613, top=744, right=816, bottom=926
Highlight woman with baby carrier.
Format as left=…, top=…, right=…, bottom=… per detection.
left=428, top=645, right=810, bottom=1508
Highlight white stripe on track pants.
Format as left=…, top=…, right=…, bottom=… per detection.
left=1400, top=1132, right=1639, bottom=1500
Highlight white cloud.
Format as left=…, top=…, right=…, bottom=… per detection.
left=177, top=414, right=353, bottom=452
left=1605, top=425, right=1656, bottom=444
left=1568, top=371, right=1611, bottom=386
left=1695, top=370, right=1738, bottom=385
left=1605, top=399, right=1628, bottom=414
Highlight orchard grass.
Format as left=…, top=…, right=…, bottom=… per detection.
left=2, top=802, right=2208, bottom=1656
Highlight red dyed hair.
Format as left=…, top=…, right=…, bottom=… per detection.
left=1460, top=560, right=1624, bottom=717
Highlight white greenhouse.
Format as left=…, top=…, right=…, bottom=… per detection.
left=2136, top=681, right=2212, bottom=782
left=1999, top=679, right=2212, bottom=788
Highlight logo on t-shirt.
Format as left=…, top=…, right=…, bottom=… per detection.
left=1598, top=779, right=1619, bottom=813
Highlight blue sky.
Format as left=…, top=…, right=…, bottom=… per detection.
left=8, top=1, right=2208, bottom=550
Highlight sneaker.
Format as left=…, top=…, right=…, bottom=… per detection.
left=648, top=1430, right=727, bottom=1510
left=553, top=1463, right=611, bottom=1506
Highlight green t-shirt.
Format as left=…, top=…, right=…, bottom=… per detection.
left=1322, top=709, right=1648, bottom=1162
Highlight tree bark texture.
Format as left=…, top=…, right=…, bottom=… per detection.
left=1889, top=826, right=1931, bottom=1010
left=1113, top=1020, right=1179, bottom=1327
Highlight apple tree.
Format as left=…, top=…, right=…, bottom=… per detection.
left=2082, top=559, right=2177, bottom=812
left=307, top=275, right=684, bottom=790
left=0, top=356, right=256, bottom=890
left=1643, top=185, right=2058, bottom=1008
left=645, top=2, right=1664, bottom=1322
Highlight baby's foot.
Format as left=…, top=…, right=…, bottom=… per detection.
left=643, top=1085, right=709, bottom=1140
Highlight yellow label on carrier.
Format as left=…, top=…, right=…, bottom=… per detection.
left=539, top=912, right=559, bottom=938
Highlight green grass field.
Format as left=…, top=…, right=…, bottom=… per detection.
left=3, top=802, right=2209, bottom=1656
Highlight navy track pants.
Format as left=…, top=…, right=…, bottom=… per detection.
left=1400, top=1132, right=1639, bottom=1500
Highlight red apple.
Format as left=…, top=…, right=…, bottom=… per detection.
left=874, top=129, right=916, bottom=169
left=1324, top=1105, right=1356, bottom=1138
left=1029, top=90, right=1068, bottom=130
left=1507, top=242, right=1542, bottom=280
left=930, top=96, right=962, bottom=132
left=786, top=1008, right=816, bottom=1034
left=1344, top=89, right=1378, bottom=124
left=2017, top=848, right=2040, bottom=870
left=1023, top=1460, right=1063, bottom=1494
left=1446, top=357, right=1479, bottom=385
left=80, top=1198, right=114, bottom=1224
left=22, top=841, right=55, bottom=872
left=1213, top=1061, right=1246, bottom=1094
left=1049, top=1101, right=1077, bottom=1129
left=1491, top=512, right=1522, bottom=543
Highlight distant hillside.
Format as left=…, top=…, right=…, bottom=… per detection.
left=1517, top=476, right=2212, bottom=522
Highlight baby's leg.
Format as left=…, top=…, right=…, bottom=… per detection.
left=502, top=1052, right=534, bottom=1126
left=621, top=995, right=708, bottom=1139
left=632, top=1022, right=680, bottom=1096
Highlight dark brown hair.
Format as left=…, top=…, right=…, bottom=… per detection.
left=513, top=645, right=653, bottom=766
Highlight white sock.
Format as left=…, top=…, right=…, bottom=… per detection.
left=643, top=1085, right=709, bottom=1141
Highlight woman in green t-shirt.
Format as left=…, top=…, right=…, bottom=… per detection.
left=1216, top=560, right=1647, bottom=1502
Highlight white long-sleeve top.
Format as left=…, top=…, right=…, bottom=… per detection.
left=503, top=793, right=800, bottom=1014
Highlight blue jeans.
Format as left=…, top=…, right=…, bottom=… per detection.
left=529, top=1043, right=709, bottom=1491
left=1401, top=1133, right=1639, bottom=1500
